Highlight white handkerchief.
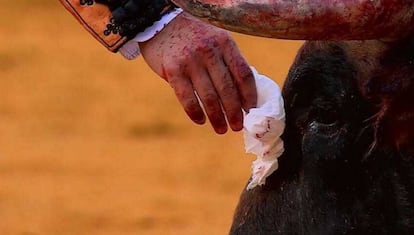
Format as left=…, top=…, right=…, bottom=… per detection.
left=244, top=67, right=285, bottom=190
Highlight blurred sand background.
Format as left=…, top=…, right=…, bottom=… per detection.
left=0, top=1, right=302, bottom=234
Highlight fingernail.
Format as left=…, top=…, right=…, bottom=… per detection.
left=215, top=126, right=228, bottom=135
left=194, top=116, right=206, bottom=125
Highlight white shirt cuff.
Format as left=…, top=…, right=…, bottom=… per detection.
left=119, top=8, right=183, bottom=60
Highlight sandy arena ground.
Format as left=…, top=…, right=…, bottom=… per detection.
left=0, top=1, right=302, bottom=234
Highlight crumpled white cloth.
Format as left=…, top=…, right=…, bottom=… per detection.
left=244, top=67, right=285, bottom=190
left=119, top=8, right=183, bottom=60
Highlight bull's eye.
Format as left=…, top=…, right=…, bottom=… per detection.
left=315, top=108, right=338, bottom=125
left=310, top=101, right=339, bottom=125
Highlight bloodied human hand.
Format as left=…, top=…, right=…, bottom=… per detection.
left=139, top=12, right=257, bottom=134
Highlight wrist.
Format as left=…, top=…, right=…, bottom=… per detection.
left=119, top=8, right=183, bottom=60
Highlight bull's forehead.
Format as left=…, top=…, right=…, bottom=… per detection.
left=172, top=0, right=414, bottom=40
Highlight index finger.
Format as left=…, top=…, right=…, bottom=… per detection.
left=222, top=40, right=257, bottom=112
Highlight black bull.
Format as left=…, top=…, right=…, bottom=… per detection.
left=232, top=40, right=414, bottom=234
left=171, top=0, right=414, bottom=234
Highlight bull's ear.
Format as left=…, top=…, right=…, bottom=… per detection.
left=172, top=0, right=414, bottom=40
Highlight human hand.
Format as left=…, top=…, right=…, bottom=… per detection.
left=139, top=12, right=257, bottom=134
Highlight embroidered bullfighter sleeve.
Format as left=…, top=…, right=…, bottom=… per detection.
left=59, top=0, right=180, bottom=58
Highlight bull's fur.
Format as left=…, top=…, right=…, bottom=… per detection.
left=230, top=36, right=414, bottom=234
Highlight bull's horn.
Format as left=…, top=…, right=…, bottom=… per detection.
left=171, top=0, right=414, bottom=40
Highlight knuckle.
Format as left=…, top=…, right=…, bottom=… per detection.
left=217, top=32, right=234, bottom=47
left=236, top=64, right=254, bottom=83
left=173, top=86, right=187, bottom=99
left=218, top=77, right=237, bottom=96
left=197, top=43, right=215, bottom=57
left=182, top=96, right=199, bottom=111
left=217, top=30, right=231, bottom=41
left=171, top=80, right=190, bottom=98
left=164, top=60, right=191, bottom=78
left=203, top=92, right=219, bottom=108
left=163, top=62, right=181, bottom=75
left=181, top=47, right=194, bottom=59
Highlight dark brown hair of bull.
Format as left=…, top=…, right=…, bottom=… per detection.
left=363, top=35, right=414, bottom=156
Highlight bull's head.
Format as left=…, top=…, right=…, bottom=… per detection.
left=171, top=0, right=414, bottom=40
left=227, top=38, right=414, bottom=234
